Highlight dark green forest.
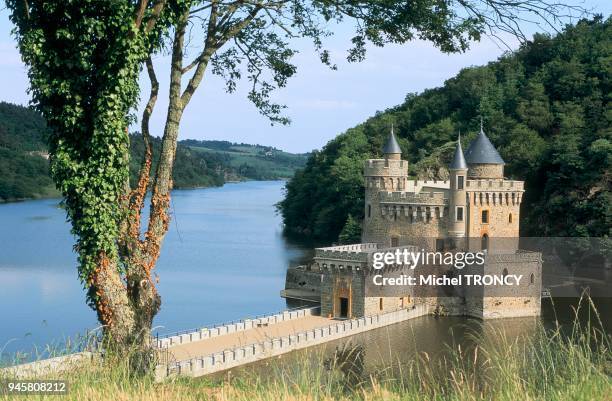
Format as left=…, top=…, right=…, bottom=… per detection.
left=0, top=102, right=57, bottom=200
left=0, top=102, right=307, bottom=202
left=278, top=17, right=611, bottom=242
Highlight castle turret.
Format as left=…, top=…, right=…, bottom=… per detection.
left=448, top=134, right=468, bottom=239
left=383, top=126, right=402, bottom=161
left=464, top=123, right=505, bottom=179
left=362, top=126, right=408, bottom=243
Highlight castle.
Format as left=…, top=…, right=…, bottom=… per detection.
left=362, top=124, right=523, bottom=251
left=285, top=125, right=542, bottom=320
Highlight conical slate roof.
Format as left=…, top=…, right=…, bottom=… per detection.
left=449, top=135, right=467, bottom=169
left=383, top=126, right=401, bottom=154
left=464, top=127, right=505, bottom=165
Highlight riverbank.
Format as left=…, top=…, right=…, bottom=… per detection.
left=0, top=178, right=288, bottom=204
left=1, top=306, right=609, bottom=401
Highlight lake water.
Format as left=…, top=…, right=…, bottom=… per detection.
left=1, top=180, right=609, bottom=368
left=0, top=181, right=310, bottom=361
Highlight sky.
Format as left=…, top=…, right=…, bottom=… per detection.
left=0, top=3, right=610, bottom=153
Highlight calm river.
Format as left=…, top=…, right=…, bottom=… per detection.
left=0, top=181, right=310, bottom=362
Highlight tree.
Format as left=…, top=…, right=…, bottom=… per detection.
left=338, top=214, right=362, bottom=244
left=6, top=0, right=586, bottom=362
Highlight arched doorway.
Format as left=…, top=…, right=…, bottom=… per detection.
left=481, top=234, right=489, bottom=251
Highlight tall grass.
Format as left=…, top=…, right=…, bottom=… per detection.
left=1, top=297, right=610, bottom=401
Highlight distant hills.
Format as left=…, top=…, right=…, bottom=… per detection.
left=0, top=102, right=308, bottom=202
left=182, top=139, right=309, bottom=180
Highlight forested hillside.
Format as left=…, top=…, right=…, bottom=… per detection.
left=183, top=139, right=308, bottom=180
left=278, top=17, right=611, bottom=242
left=0, top=102, right=57, bottom=200
left=0, top=103, right=307, bottom=201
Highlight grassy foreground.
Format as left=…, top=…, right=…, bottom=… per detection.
left=2, top=299, right=610, bottom=401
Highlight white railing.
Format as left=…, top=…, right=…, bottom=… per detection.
left=155, top=306, right=320, bottom=348
left=156, top=304, right=430, bottom=380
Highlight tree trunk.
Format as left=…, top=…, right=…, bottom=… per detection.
left=91, top=253, right=136, bottom=347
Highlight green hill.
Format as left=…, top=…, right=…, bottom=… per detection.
left=0, top=102, right=58, bottom=200
left=0, top=103, right=307, bottom=202
left=182, top=139, right=308, bottom=180
left=278, top=17, right=611, bottom=242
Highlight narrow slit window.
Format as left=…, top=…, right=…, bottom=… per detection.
left=457, top=175, right=464, bottom=190
left=456, top=207, right=464, bottom=222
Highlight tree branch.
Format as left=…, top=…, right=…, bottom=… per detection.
left=181, top=3, right=263, bottom=106
left=130, top=56, right=158, bottom=220
left=145, top=0, right=168, bottom=34
left=134, top=0, right=149, bottom=29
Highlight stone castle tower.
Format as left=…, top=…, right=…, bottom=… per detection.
left=362, top=124, right=525, bottom=251
left=287, top=123, right=542, bottom=320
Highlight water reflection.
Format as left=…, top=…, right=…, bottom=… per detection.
left=220, top=296, right=608, bottom=382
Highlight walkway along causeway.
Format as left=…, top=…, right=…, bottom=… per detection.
left=154, top=304, right=431, bottom=380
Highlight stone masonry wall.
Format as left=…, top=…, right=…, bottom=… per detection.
left=321, top=272, right=365, bottom=319
left=467, top=164, right=504, bottom=179
left=466, top=252, right=542, bottom=319
left=363, top=203, right=448, bottom=249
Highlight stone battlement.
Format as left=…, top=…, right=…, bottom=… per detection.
left=364, top=159, right=408, bottom=176
left=316, top=243, right=379, bottom=253
left=379, top=190, right=446, bottom=205
left=485, top=250, right=542, bottom=263
left=314, top=249, right=370, bottom=263
left=314, top=243, right=379, bottom=263
left=466, top=179, right=524, bottom=191
left=405, top=180, right=450, bottom=192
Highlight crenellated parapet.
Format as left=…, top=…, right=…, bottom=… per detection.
left=315, top=243, right=379, bottom=257
left=467, top=189, right=524, bottom=206
left=466, top=179, right=524, bottom=190
left=379, top=190, right=446, bottom=205
left=364, top=159, right=408, bottom=177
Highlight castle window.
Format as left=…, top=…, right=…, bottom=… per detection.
left=530, top=273, right=534, bottom=285
left=502, top=268, right=508, bottom=277
left=482, top=234, right=489, bottom=251
left=379, top=298, right=384, bottom=311
left=457, top=175, right=464, bottom=190
left=391, top=237, right=399, bottom=247
left=456, top=206, right=464, bottom=222
left=508, top=213, right=513, bottom=223
left=481, top=210, right=489, bottom=224
left=367, top=204, right=371, bottom=218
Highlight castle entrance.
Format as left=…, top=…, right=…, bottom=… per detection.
left=333, top=277, right=352, bottom=319
left=339, top=297, right=349, bottom=318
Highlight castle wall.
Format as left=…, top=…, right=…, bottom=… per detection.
left=321, top=272, right=365, bottom=318
left=363, top=189, right=449, bottom=249
left=363, top=296, right=411, bottom=316
left=468, top=164, right=504, bottom=179
left=465, top=179, right=524, bottom=245
left=465, top=252, right=542, bottom=319
left=362, top=208, right=448, bottom=249
left=285, top=268, right=323, bottom=293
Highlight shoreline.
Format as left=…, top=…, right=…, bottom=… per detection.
left=0, top=179, right=289, bottom=205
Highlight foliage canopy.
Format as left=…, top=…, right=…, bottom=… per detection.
left=279, top=17, right=611, bottom=242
